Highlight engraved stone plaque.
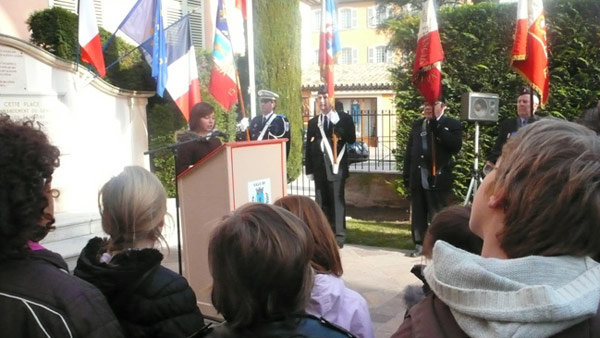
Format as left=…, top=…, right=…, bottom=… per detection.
left=0, top=46, right=26, bottom=90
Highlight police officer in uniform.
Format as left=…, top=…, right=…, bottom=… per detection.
left=238, top=90, right=290, bottom=157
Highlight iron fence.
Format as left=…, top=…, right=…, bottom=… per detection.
left=288, top=109, right=399, bottom=198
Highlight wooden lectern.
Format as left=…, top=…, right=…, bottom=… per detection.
left=177, top=139, right=287, bottom=317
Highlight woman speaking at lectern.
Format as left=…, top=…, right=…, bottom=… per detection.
left=175, top=102, right=223, bottom=175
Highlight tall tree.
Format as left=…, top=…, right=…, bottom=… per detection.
left=253, top=1, right=303, bottom=181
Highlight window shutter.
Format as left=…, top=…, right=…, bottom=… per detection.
left=351, top=9, right=357, bottom=28
left=52, top=0, right=77, bottom=13
left=93, top=0, right=103, bottom=26
left=165, top=0, right=183, bottom=26
left=386, top=48, right=393, bottom=63
left=188, top=0, right=204, bottom=48
left=367, top=7, right=374, bottom=27
left=352, top=48, right=358, bottom=64
left=368, top=47, right=374, bottom=63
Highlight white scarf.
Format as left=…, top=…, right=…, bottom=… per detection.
left=318, top=114, right=346, bottom=175
left=426, top=241, right=600, bottom=338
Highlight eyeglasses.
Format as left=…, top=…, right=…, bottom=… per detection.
left=482, top=163, right=497, bottom=177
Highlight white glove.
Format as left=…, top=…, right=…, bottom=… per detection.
left=306, top=174, right=314, bottom=181
left=236, top=117, right=249, bottom=132
left=329, top=111, right=340, bottom=125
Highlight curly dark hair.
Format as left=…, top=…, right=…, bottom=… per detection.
left=0, top=115, right=60, bottom=261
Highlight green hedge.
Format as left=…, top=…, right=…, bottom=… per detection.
left=384, top=0, right=600, bottom=199
left=253, top=1, right=303, bottom=182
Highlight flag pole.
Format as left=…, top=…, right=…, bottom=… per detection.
left=246, top=0, right=256, bottom=119
left=236, top=70, right=251, bottom=141
left=321, top=0, right=338, bottom=164
left=76, top=0, right=81, bottom=72
left=529, top=85, right=534, bottom=119
left=225, top=1, right=250, bottom=141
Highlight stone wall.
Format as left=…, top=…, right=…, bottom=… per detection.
left=345, top=172, right=407, bottom=209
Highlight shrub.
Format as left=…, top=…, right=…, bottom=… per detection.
left=253, top=1, right=303, bottom=181
left=385, top=0, right=600, bottom=199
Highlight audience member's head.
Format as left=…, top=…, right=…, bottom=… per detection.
left=0, top=115, right=60, bottom=260
left=274, top=195, right=343, bottom=276
left=209, top=203, right=315, bottom=328
left=470, top=119, right=600, bottom=258
left=422, top=205, right=481, bottom=258
left=99, top=166, right=167, bottom=253
left=575, top=105, right=600, bottom=135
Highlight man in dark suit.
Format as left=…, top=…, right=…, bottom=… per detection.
left=486, top=87, right=540, bottom=165
left=403, top=100, right=462, bottom=256
left=305, top=86, right=356, bottom=247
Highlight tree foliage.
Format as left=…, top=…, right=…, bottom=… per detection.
left=27, top=6, right=78, bottom=60
left=383, top=0, right=600, bottom=199
left=253, top=1, right=303, bottom=181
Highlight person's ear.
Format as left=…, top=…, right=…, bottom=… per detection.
left=488, top=189, right=506, bottom=209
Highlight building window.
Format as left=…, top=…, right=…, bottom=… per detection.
left=367, top=5, right=392, bottom=28
left=368, top=46, right=392, bottom=63
left=338, top=47, right=357, bottom=64
left=338, top=8, right=357, bottom=30
left=314, top=50, right=319, bottom=64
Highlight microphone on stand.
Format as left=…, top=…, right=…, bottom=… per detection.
left=176, top=130, right=209, bottom=144
left=207, top=130, right=229, bottom=140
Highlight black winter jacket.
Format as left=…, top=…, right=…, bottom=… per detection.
left=74, top=237, right=205, bottom=338
left=0, top=248, right=124, bottom=338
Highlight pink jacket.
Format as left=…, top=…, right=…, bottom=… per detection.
left=306, top=273, right=374, bottom=338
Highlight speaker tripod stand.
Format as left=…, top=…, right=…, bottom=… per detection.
left=464, top=121, right=483, bottom=205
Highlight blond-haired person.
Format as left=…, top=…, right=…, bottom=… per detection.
left=74, top=166, right=205, bottom=338
left=394, top=119, right=600, bottom=338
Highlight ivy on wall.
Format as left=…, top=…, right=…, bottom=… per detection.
left=384, top=0, right=600, bottom=199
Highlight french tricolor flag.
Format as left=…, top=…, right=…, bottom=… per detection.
left=78, top=0, right=106, bottom=76
left=164, top=16, right=201, bottom=121
left=412, top=0, right=444, bottom=104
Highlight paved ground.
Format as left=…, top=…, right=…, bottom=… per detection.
left=162, top=240, right=423, bottom=338
left=338, top=244, right=422, bottom=338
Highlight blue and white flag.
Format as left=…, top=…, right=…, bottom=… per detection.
left=110, top=0, right=168, bottom=96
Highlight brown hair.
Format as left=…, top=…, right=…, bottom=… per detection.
left=209, top=203, right=315, bottom=329
left=274, top=195, right=343, bottom=276
left=188, top=102, right=215, bottom=132
left=495, top=119, right=600, bottom=258
left=422, top=205, right=482, bottom=258
left=99, top=166, right=167, bottom=253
